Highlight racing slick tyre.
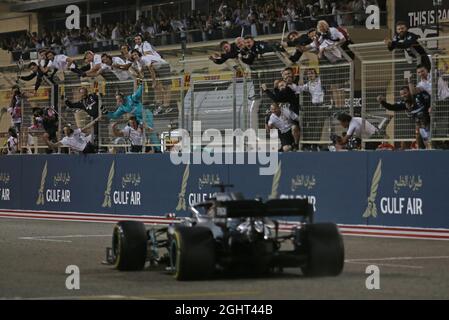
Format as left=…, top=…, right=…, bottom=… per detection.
left=112, top=221, right=148, bottom=271
left=170, top=226, right=215, bottom=281
left=301, top=223, right=344, bottom=277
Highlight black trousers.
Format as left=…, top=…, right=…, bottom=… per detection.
left=82, top=142, right=97, bottom=154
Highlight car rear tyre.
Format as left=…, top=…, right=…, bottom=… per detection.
left=112, top=221, right=148, bottom=271
left=301, top=223, right=344, bottom=277
left=170, top=226, right=215, bottom=280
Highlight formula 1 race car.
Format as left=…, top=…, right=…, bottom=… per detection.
left=105, top=185, right=344, bottom=280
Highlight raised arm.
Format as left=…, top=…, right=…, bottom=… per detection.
left=131, top=83, right=143, bottom=101
left=377, top=95, right=407, bottom=111
left=107, top=104, right=127, bottom=120
left=20, top=73, right=37, bottom=81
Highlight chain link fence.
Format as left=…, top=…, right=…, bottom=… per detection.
left=4, top=35, right=449, bottom=153
left=351, top=36, right=449, bottom=149
left=0, top=85, right=53, bottom=154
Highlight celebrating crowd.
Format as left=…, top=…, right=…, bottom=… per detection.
left=2, top=9, right=442, bottom=155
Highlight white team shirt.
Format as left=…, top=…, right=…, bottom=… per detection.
left=346, top=117, right=377, bottom=139
left=291, top=78, right=324, bottom=104
left=327, top=27, right=345, bottom=42
left=90, top=54, right=102, bottom=68
left=268, top=107, right=298, bottom=134
left=417, top=73, right=432, bottom=95
left=308, top=27, right=344, bottom=61
left=101, top=57, right=131, bottom=80
left=61, top=128, right=88, bottom=152
left=50, top=54, right=70, bottom=70
left=135, top=41, right=161, bottom=58
left=7, top=136, right=18, bottom=154
left=122, top=125, right=144, bottom=146
left=134, top=55, right=168, bottom=72
left=141, top=54, right=167, bottom=66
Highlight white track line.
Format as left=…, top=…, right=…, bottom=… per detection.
left=19, top=238, right=73, bottom=243
left=345, top=261, right=423, bottom=269
left=19, top=234, right=110, bottom=243
left=346, top=256, right=449, bottom=262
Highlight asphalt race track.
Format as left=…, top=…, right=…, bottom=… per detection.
left=0, top=218, right=448, bottom=300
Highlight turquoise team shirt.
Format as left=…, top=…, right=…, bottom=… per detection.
left=107, top=84, right=160, bottom=151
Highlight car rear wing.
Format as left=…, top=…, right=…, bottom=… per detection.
left=217, top=199, right=313, bottom=219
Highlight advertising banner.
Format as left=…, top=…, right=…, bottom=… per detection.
left=0, top=152, right=448, bottom=229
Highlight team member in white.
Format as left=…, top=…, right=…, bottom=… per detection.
left=92, top=53, right=132, bottom=80
left=267, top=103, right=300, bottom=151
left=83, top=51, right=103, bottom=77
left=6, top=127, right=19, bottom=155
left=290, top=68, right=324, bottom=105
left=303, top=20, right=345, bottom=63
left=336, top=113, right=377, bottom=149
left=415, top=64, right=431, bottom=95
left=112, top=116, right=152, bottom=153
left=130, top=49, right=173, bottom=114
left=44, top=115, right=102, bottom=153
left=45, top=50, right=75, bottom=72
left=134, top=34, right=160, bottom=58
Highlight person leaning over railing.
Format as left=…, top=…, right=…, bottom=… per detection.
left=281, top=29, right=315, bottom=63
left=209, top=38, right=245, bottom=64
left=334, top=112, right=377, bottom=151
left=99, top=53, right=133, bottom=81
left=43, top=115, right=102, bottom=154
left=240, top=35, right=285, bottom=65
left=19, top=49, right=56, bottom=93
left=384, top=21, right=431, bottom=71
left=315, top=20, right=347, bottom=63
left=377, top=83, right=431, bottom=150
left=129, top=49, right=173, bottom=115
left=81, top=51, right=103, bottom=78
left=119, top=45, right=133, bottom=67
left=44, top=50, right=86, bottom=77
left=133, top=34, right=160, bottom=58
left=106, top=83, right=160, bottom=152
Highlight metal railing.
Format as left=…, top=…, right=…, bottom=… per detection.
left=5, top=35, right=449, bottom=154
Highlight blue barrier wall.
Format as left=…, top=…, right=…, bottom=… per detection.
left=0, top=151, right=448, bottom=228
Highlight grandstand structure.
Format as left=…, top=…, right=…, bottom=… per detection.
left=1, top=0, right=449, bottom=153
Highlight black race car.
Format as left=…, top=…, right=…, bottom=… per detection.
left=105, top=185, right=344, bottom=280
